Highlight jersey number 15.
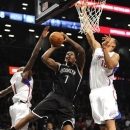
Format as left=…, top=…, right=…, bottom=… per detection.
left=101, top=60, right=107, bottom=68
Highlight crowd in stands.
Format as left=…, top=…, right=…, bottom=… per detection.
left=0, top=74, right=130, bottom=130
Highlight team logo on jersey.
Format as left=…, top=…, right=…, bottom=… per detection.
left=97, top=55, right=104, bottom=60
left=60, top=68, right=76, bottom=75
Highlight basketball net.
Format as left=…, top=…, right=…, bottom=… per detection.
left=75, top=0, right=106, bottom=35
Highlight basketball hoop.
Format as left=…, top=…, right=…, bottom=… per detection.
left=75, top=0, right=106, bottom=35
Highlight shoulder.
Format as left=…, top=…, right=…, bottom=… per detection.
left=10, top=71, right=22, bottom=84
left=12, top=71, right=22, bottom=77
left=56, top=63, right=61, bottom=72
left=92, top=47, right=103, bottom=57
left=111, top=52, right=120, bottom=58
left=94, top=47, right=102, bottom=52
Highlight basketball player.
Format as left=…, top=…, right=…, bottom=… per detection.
left=88, top=34, right=121, bottom=130
left=87, top=34, right=122, bottom=130
left=0, top=26, right=50, bottom=130
left=10, top=32, right=86, bottom=130
left=80, top=6, right=121, bottom=130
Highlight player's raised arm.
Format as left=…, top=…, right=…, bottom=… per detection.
left=62, top=33, right=85, bottom=76
left=22, top=26, right=50, bottom=78
left=0, top=86, right=13, bottom=98
left=86, top=33, right=101, bottom=51
left=81, top=6, right=101, bottom=51
left=102, top=35, right=120, bottom=69
left=41, top=46, right=60, bottom=72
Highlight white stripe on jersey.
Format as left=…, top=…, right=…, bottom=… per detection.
left=75, top=63, right=82, bottom=78
left=10, top=71, right=33, bottom=103
left=90, top=48, right=119, bottom=89
left=72, top=63, right=82, bottom=101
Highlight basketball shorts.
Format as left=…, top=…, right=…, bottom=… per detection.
left=9, top=102, right=30, bottom=130
left=89, top=86, right=121, bottom=124
left=32, top=91, right=75, bottom=128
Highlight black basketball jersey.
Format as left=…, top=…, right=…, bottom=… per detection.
left=52, top=63, right=82, bottom=101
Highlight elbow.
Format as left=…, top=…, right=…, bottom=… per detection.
left=82, top=49, right=85, bottom=54
left=41, top=55, right=47, bottom=63
left=80, top=48, right=85, bottom=56
left=41, top=55, right=45, bottom=62
left=107, top=62, right=118, bottom=69
left=107, top=64, right=115, bottom=69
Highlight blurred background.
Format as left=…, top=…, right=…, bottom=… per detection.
left=0, top=0, right=130, bottom=129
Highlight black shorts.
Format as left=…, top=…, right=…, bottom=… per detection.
left=32, top=91, right=75, bottom=128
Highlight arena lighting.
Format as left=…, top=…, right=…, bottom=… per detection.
left=41, top=19, right=130, bottom=38
left=99, top=26, right=130, bottom=38
left=106, top=17, right=111, bottom=20
left=66, top=33, right=72, bottom=36
left=102, top=3, right=130, bottom=15
left=5, top=24, right=11, bottom=27
left=84, top=2, right=130, bottom=15
left=9, top=66, right=19, bottom=74
left=114, top=76, right=124, bottom=81
left=29, top=29, right=35, bottom=32
left=22, top=3, right=28, bottom=6
left=77, top=36, right=83, bottom=39
left=22, top=7, right=27, bottom=10
left=4, top=29, right=10, bottom=32
left=0, top=11, right=130, bottom=38
left=114, top=76, right=130, bottom=81
left=35, top=35, right=39, bottom=38
left=61, top=16, right=66, bottom=19
left=8, top=34, right=14, bottom=37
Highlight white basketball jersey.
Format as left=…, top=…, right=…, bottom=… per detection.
left=90, top=48, right=119, bottom=89
left=10, top=71, right=33, bottom=103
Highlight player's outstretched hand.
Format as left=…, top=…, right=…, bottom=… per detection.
left=102, top=34, right=111, bottom=48
left=102, top=34, right=111, bottom=43
left=61, top=32, right=70, bottom=42
left=41, top=26, right=50, bottom=38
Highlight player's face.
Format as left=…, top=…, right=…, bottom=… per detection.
left=65, top=51, right=76, bottom=64
left=103, top=38, right=116, bottom=52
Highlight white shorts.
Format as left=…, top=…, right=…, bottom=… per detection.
left=89, top=86, right=121, bottom=124
left=9, top=102, right=30, bottom=130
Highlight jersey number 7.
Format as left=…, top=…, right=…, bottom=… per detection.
left=64, top=75, right=69, bottom=83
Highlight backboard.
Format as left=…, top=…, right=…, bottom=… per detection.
left=35, top=0, right=78, bottom=24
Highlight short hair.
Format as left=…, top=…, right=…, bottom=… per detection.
left=113, top=39, right=119, bottom=53
left=69, top=50, right=77, bottom=59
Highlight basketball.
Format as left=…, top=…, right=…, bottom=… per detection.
left=49, top=32, right=64, bottom=47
